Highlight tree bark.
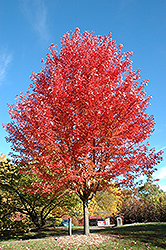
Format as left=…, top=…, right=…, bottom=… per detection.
left=83, top=200, right=90, bottom=235
left=68, top=218, right=72, bottom=235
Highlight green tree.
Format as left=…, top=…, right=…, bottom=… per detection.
left=138, top=176, right=166, bottom=222
left=0, top=156, right=78, bottom=231
left=120, top=177, right=166, bottom=224
left=0, top=189, right=28, bottom=233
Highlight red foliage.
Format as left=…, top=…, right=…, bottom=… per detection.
left=5, top=28, right=162, bottom=200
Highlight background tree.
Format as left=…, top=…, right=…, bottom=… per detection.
left=51, top=193, right=83, bottom=226
left=0, top=154, right=77, bottom=231
left=89, top=186, right=122, bottom=217
left=0, top=189, right=28, bottom=234
left=120, top=177, right=166, bottom=224
left=5, top=29, right=162, bottom=234
left=120, top=189, right=145, bottom=224
left=138, top=176, right=166, bottom=222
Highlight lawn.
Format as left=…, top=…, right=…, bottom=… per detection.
left=0, top=222, right=165, bottom=249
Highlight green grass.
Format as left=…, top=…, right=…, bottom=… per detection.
left=0, top=223, right=165, bottom=249
left=95, top=222, right=166, bottom=249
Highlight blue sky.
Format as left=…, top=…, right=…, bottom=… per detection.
left=0, top=0, right=166, bottom=191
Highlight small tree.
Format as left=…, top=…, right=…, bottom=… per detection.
left=5, top=29, right=162, bottom=234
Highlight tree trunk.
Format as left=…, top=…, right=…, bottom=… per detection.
left=68, top=218, right=72, bottom=235
left=83, top=200, right=89, bottom=235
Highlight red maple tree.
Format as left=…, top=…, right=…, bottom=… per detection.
left=5, top=28, right=162, bottom=234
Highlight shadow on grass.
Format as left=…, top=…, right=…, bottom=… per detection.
left=0, top=227, right=68, bottom=242
left=92, top=222, right=166, bottom=249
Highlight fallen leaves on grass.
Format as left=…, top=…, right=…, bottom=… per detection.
left=54, top=233, right=114, bottom=247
